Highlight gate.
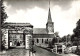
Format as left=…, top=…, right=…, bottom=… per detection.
left=8, top=30, right=25, bottom=48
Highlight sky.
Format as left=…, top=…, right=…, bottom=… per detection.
left=3, top=0, right=80, bottom=37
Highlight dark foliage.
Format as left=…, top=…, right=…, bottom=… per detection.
left=1, top=0, right=8, bottom=51
left=71, top=19, right=80, bottom=43
left=52, top=37, right=57, bottom=45
left=1, top=0, right=7, bottom=27
left=62, top=36, right=66, bottom=42
left=71, top=19, right=80, bottom=54
left=48, top=41, right=53, bottom=48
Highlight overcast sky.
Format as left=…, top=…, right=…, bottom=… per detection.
left=3, top=0, right=80, bottom=37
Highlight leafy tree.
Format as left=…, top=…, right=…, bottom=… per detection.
left=0, top=0, right=8, bottom=51
left=59, top=38, right=62, bottom=42
left=62, top=36, right=66, bottom=42
left=48, top=41, right=53, bottom=48
left=71, top=34, right=78, bottom=46
left=1, top=0, right=7, bottom=26
left=52, top=37, right=57, bottom=45
left=62, top=34, right=71, bottom=42
left=71, top=19, right=80, bottom=52
left=54, top=32, right=60, bottom=43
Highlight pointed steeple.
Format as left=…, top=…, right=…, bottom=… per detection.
left=46, top=0, right=54, bottom=34
left=47, top=0, right=52, bottom=23
left=48, top=8, right=52, bottom=22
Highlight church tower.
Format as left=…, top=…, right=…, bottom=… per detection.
left=46, top=1, right=54, bottom=34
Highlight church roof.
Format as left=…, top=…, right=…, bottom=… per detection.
left=33, top=34, right=54, bottom=38
left=33, top=28, right=47, bottom=34
left=3, top=22, right=33, bottom=27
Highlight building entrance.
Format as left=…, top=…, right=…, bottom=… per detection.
left=3, top=23, right=33, bottom=49
left=8, top=30, right=25, bottom=48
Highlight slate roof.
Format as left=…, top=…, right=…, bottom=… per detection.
left=33, top=28, right=47, bottom=34
left=4, top=22, right=33, bottom=27
left=33, top=34, right=54, bottom=38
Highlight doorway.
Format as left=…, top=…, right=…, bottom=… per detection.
left=9, top=33, right=25, bottom=48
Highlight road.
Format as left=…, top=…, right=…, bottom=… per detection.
left=0, top=49, right=30, bottom=56
left=0, top=46, right=78, bottom=56
left=33, top=46, right=78, bottom=56
left=33, top=46, right=61, bottom=56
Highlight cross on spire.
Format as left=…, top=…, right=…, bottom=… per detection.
left=49, top=0, right=50, bottom=8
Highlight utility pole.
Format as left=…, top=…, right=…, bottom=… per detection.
left=58, top=36, right=59, bottom=43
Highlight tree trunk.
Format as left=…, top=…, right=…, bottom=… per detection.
left=0, top=30, right=2, bottom=51
left=0, top=4, right=1, bottom=51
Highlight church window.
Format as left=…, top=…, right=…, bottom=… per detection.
left=47, top=39, right=48, bottom=42
left=37, top=39, right=39, bottom=43
left=42, top=39, right=43, bottom=43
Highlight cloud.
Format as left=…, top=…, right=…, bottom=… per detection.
left=3, top=0, right=74, bottom=14
left=52, top=1, right=80, bottom=36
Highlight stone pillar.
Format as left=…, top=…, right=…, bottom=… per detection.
left=62, top=45, right=65, bottom=54
left=2, top=29, right=9, bottom=49
left=25, top=34, right=32, bottom=49
left=55, top=45, right=57, bottom=53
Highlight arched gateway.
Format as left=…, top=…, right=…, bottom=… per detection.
left=2, top=23, right=33, bottom=49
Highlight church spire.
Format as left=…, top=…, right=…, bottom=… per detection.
left=46, top=0, right=54, bottom=34
left=47, top=0, right=52, bottom=23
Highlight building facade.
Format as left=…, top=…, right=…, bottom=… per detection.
left=2, top=23, right=33, bottom=49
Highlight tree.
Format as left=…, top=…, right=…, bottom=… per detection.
left=62, top=36, right=66, bottom=42
left=71, top=34, right=77, bottom=46
left=52, top=37, right=57, bottom=45
left=1, top=0, right=7, bottom=26
left=0, top=0, right=8, bottom=51
left=54, top=32, right=60, bottom=43
left=48, top=41, right=53, bottom=48
left=71, top=19, right=80, bottom=53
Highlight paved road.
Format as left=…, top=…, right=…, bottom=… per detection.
left=0, top=46, right=78, bottom=56
left=33, top=46, right=61, bottom=56
left=0, top=49, right=30, bottom=56
left=33, top=46, right=78, bottom=56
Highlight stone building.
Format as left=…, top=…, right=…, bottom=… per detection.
left=33, top=7, right=55, bottom=47
left=2, top=23, right=33, bottom=49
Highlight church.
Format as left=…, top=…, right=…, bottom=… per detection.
left=33, top=7, right=55, bottom=47
left=2, top=7, right=55, bottom=49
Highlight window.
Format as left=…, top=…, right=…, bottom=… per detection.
left=42, top=39, right=43, bottom=43
left=37, top=39, right=39, bottom=43
left=47, top=39, right=48, bottom=42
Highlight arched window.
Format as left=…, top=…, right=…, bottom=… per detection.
left=45, top=39, right=48, bottom=44
left=47, top=39, right=48, bottom=42
left=37, top=39, right=39, bottom=43
left=42, top=39, right=43, bottom=43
